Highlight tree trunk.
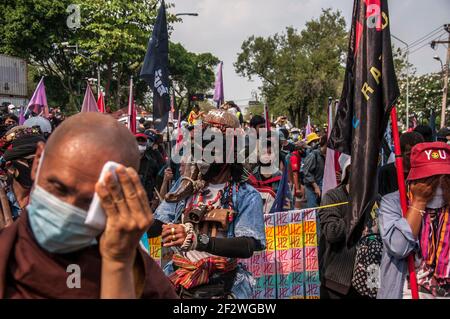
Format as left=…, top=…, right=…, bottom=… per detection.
left=288, top=106, right=295, bottom=125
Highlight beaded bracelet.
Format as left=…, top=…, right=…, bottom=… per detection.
left=408, top=206, right=426, bottom=216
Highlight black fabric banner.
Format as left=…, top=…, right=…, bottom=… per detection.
left=328, top=0, right=399, bottom=242
left=140, top=0, right=170, bottom=132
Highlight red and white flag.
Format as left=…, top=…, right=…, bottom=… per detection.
left=322, top=100, right=338, bottom=195
left=97, top=91, right=105, bottom=113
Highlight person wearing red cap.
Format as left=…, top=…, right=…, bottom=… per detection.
left=378, top=142, right=450, bottom=299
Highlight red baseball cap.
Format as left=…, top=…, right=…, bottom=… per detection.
left=134, top=133, right=148, bottom=140
left=407, top=142, right=450, bottom=181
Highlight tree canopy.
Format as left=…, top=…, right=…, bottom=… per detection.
left=234, top=9, right=347, bottom=127
left=0, top=0, right=219, bottom=114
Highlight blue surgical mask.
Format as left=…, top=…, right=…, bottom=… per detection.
left=27, top=153, right=101, bottom=253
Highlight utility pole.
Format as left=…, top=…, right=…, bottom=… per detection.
left=432, top=24, right=450, bottom=128
left=442, top=24, right=450, bottom=128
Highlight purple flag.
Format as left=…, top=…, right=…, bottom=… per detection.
left=27, top=77, right=49, bottom=117
left=213, top=61, right=224, bottom=107
left=305, top=115, right=312, bottom=138
left=81, top=83, right=99, bottom=113
left=19, top=106, right=25, bottom=125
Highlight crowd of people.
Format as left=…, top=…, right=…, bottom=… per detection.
left=0, top=100, right=449, bottom=299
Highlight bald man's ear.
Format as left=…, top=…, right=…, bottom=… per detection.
left=31, top=142, right=46, bottom=182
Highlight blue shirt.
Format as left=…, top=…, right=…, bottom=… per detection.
left=153, top=178, right=266, bottom=298
left=377, top=191, right=419, bottom=299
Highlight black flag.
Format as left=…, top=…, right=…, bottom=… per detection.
left=140, top=0, right=170, bottom=132
left=328, top=0, right=399, bottom=242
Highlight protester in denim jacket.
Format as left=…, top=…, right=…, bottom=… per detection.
left=147, top=109, right=266, bottom=299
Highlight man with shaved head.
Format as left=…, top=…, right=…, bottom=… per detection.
left=0, top=113, right=177, bottom=299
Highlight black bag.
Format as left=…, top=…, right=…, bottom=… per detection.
left=178, top=269, right=237, bottom=299
left=351, top=198, right=383, bottom=298
left=351, top=234, right=383, bottom=298
left=179, top=284, right=232, bottom=299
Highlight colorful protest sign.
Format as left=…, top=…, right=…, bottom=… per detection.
left=146, top=208, right=320, bottom=299
left=240, top=208, right=320, bottom=299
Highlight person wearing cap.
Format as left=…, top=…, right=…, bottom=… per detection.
left=1, top=127, right=45, bottom=221
left=378, top=142, right=450, bottom=299
left=290, top=128, right=300, bottom=143
left=23, top=116, right=53, bottom=140
left=303, top=134, right=327, bottom=208
left=318, top=154, right=365, bottom=298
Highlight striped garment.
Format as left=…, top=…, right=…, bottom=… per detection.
left=169, top=254, right=237, bottom=290
left=418, top=206, right=450, bottom=296
left=421, top=206, right=450, bottom=278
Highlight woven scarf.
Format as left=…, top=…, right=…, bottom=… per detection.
left=420, top=206, right=450, bottom=279
left=169, top=254, right=237, bottom=290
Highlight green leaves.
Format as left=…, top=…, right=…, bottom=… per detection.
left=0, top=0, right=217, bottom=114
left=234, top=9, right=347, bottom=127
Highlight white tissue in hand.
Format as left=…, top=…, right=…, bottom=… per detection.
left=85, top=161, right=120, bottom=230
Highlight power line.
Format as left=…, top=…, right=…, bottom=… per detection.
left=409, top=31, right=446, bottom=55
left=394, top=26, right=445, bottom=54
left=408, top=25, right=443, bottom=48
left=408, top=29, right=445, bottom=50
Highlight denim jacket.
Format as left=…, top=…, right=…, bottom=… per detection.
left=153, top=178, right=266, bottom=298
left=377, top=191, right=419, bottom=299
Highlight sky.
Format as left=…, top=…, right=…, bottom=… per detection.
left=170, top=0, right=450, bottom=110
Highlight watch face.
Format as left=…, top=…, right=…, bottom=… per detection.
left=199, top=234, right=209, bottom=245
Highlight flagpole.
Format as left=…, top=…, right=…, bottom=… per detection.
left=390, top=106, right=419, bottom=299
left=128, top=76, right=134, bottom=131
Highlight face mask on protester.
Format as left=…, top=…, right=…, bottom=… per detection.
left=27, top=153, right=102, bottom=253
left=10, top=161, right=33, bottom=189
left=427, top=186, right=445, bottom=209
left=259, top=153, right=273, bottom=167
left=292, top=133, right=299, bottom=141
left=138, top=145, right=147, bottom=154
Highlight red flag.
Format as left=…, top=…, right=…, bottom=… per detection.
left=175, top=110, right=183, bottom=153
left=97, top=91, right=105, bottom=113
left=127, top=78, right=136, bottom=134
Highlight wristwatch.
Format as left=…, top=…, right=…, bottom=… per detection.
left=197, top=234, right=210, bottom=251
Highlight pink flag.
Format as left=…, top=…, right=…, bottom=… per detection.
left=305, top=115, right=312, bottom=138
left=19, top=106, right=26, bottom=125
left=97, top=91, right=105, bottom=113
left=81, top=83, right=99, bottom=112
left=322, top=101, right=338, bottom=195
left=169, top=91, right=175, bottom=123
left=127, top=77, right=136, bottom=134
left=213, top=61, right=224, bottom=107
left=175, top=110, right=183, bottom=153
left=27, top=77, right=49, bottom=117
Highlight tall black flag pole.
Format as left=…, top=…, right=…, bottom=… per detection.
left=140, top=0, right=170, bottom=132
left=327, top=0, right=419, bottom=298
